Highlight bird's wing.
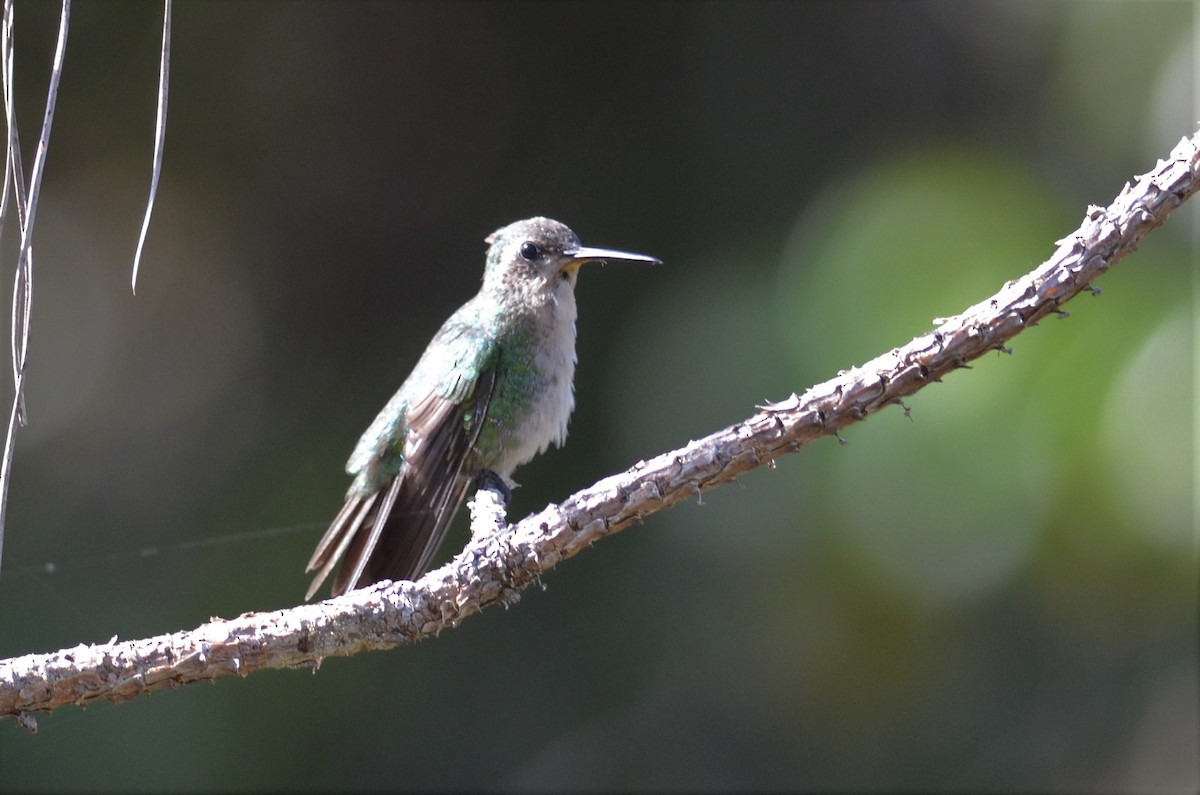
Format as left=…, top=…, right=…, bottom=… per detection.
left=305, top=328, right=499, bottom=599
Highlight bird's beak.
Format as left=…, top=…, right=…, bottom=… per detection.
left=563, top=246, right=662, bottom=273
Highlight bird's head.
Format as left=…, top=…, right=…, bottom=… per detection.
left=481, top=217, right=659, bottom=299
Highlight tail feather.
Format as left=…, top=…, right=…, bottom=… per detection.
left=304, top=491, right=378, bottom=600
left=360, top=472, right=472, bottom=589
left=303, top=468, right=475, bottom=600
left=334, top=474, right=402, bottom=596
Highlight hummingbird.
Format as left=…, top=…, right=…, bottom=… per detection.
left=305, top=217, right=660, bottom=599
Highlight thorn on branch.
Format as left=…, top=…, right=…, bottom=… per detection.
left=1131, top=205, right=1158, bottom=227
left=968, top=322, right=990, bottom=342
left=15, top=710, right=37, bottom=733
left=766, top=412, right=786, bottom=437
left=756, top=392, right=798, bottom=413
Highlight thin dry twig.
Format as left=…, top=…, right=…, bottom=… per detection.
left=0, top=0, right=69, bottom=581
left=1, top=128, right=1198, bottom=732
left=131, top=0, right=171, bottom=295
left=0, top=0, right=26, bottom=397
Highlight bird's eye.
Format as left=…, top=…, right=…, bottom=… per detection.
left=519, top=241, right=542, bottom=262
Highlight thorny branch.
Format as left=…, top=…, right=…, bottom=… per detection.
left=1, top=129, right=1198, bottom=732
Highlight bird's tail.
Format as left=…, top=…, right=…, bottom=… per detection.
left=304, top=470, right=473, bottom=600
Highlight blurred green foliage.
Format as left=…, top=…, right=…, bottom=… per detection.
left=0, top=1, right=1195, bottom=791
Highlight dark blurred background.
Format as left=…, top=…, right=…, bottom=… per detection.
left=0, top=1, right=1195, bottom=791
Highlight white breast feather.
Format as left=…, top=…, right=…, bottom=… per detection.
left=499, top=283, right=578, bottom=475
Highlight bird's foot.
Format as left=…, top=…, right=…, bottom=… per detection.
left=473, top=468, right=512, bottom=505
